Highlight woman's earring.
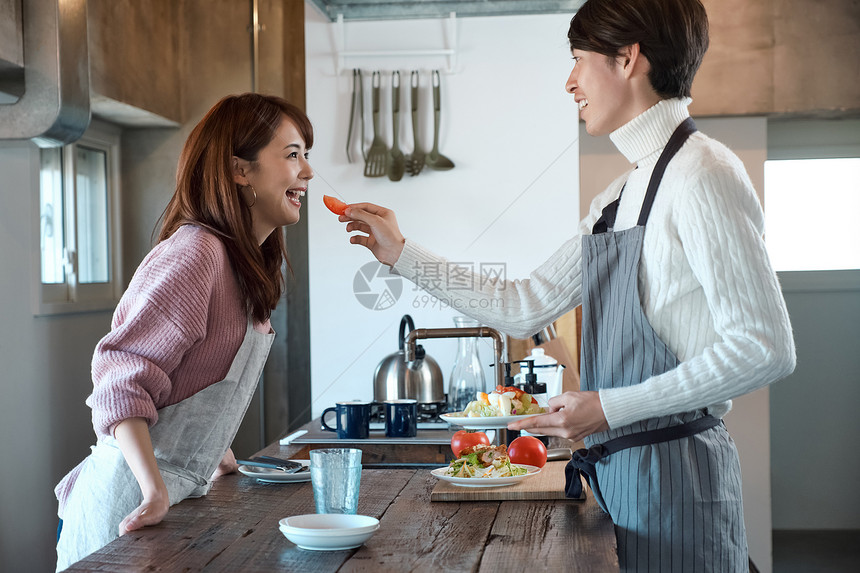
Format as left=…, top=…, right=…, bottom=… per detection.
left=246, top=185, right=257, bottom=208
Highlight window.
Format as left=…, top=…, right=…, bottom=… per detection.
left=765, top=118, right=860, bottom=273
left=34, top=120, right=121, bottom=314
left=764, top=158, right=860, bottom=271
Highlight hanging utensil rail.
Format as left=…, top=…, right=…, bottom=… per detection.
left=334, top=12, right=459, bottom=75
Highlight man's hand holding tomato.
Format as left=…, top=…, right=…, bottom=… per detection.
left=507, top=390, right=609, bottom=443
left=339, top=203, right=406, bottom=267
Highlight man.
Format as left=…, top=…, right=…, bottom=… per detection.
left=340, top=1, right=795, bottom=570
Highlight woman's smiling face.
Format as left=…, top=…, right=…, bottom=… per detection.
left=236, top=114, right=314, bottom=243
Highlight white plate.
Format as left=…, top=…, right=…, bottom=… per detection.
left=238, top=460, right=310, bottom=483
left=440, top=412, right=542, bottom=429
left=278, top=514, right=379, bottom=551
left=430, top=464, right=541, bottom=487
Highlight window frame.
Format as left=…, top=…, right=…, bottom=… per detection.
left=32, top=119, right=123, bottom=316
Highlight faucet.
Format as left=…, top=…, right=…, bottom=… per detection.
left=406, top=325, right=516, bottom=445
left=404, top=325, right=506, bottom=389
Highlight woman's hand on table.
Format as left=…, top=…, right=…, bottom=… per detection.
left=114, top=417, right=171, bottom=535
left=507, top=391, right=609, bottom=442
left=210, top=447, right=238, bottom=480
left=340, top=203, right=406, bottom=267
left=118, top=446, right=236, bottom=536
left=118, top=488, right=169, bottom=536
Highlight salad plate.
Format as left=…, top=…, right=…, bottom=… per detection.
left=238, top=460, right=310, bottom=483
left=440, top=412, right=542, bottom=429
left=430, top=464, right=541, bottom=488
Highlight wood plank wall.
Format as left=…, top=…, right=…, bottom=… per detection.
left=78, top=0, right=859, bottom=124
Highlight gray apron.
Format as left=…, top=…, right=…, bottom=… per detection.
left=566, top=118, right=748, bottom=572
left=56, top=320, right=274, bottom=571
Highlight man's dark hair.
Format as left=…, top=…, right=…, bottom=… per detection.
left=568, top=0, right=709, bottom=98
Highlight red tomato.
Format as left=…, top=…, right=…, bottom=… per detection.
left=507, top=436, right=547, bottom=468
left=323, top=195, right=348, bottom=216
left=450, top=430, right=491, bottom=457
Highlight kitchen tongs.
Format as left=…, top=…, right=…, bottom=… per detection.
left=345, top=69, right=365, bottom=163
left=236, top=455, right=305, bottom=473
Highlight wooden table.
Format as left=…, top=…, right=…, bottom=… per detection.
left=65, top=440, right=618, bottom=572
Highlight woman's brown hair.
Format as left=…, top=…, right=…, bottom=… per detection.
left=158, top=93, right=314, bottom=323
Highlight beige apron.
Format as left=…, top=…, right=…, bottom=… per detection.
left=56, top=321, right=274, bottom=571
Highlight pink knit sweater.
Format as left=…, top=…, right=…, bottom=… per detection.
left=56, top=225, right=269, bottom=513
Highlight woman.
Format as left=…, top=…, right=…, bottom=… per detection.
left=340, top=1, right=794, bottom=570
left=55, top=93, right=313, bottom=570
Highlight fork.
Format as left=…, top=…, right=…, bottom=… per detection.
left=387, top=71, right=405, bottom=181
left=405, top=70, right=425, bottom=176
left=237, top=457, right=304, bottom=474
left=255, top=455, right=303, bottom=467
left=363, top=71, right=388, bottom=177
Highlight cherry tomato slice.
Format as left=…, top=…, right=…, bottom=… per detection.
left=323, top=195, right=348, bottom=216
left=495, top=385, right=525, bottom=399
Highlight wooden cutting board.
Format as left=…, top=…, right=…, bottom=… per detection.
left=430, top=461, right=586, bottom=501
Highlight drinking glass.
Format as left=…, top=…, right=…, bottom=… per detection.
left=309, top=448, right=363, bottom=514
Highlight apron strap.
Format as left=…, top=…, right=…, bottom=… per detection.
left=591, top=186, right=625, bottom=235
left=564, top=414, right=721, bottom=504
left=637, top=117, right=697, bottom=226
left=591, top=117, right=697, bottom=235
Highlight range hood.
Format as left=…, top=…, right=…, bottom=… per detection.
left=0, top=0, right=90, bottom=147
left=308, top=0, right=585, bottom=21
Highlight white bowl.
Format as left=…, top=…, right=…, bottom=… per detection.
left=278, top=514, right=380, bottom=551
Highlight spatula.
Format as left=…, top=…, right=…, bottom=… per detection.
left=363, top=71, right=388, bottom=178
left=387, top=71, right=405, bottom=181
left=425, top=70, right=455, bottom=171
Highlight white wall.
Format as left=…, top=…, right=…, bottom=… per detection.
left=579, top=117, right=775, bottom=573
left=304, top=9, right=580, bottom=415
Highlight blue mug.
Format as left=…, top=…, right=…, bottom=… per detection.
left=321, top=401, right=371, bottom=439
left=384, top=399, right=418, bottom=438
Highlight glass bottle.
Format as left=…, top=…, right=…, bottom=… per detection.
left=447, top=316, right=486, bottom=413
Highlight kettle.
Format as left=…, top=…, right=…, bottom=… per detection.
left=373, top=315, right=445, bottom=404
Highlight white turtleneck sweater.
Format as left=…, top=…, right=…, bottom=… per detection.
left=392, top=98, right=795, bottom=430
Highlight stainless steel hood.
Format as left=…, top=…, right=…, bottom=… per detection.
left=0, top=0, right=90, bottom=147
left=308, top=0, right=585, bottom=21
